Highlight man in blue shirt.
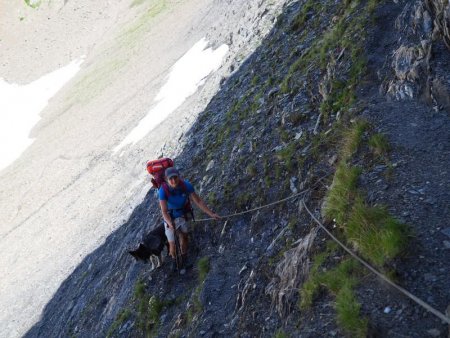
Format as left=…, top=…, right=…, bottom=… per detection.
left=159, top=167, right=220, bottom=266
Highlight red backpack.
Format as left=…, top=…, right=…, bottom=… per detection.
left=146, top=158, right=194, bottom=220
left=146, top=158, right=174, bottom=189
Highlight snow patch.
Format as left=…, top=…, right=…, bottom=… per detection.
left=0, top=57, right=84, bottom=172
left=113, top=38, right=228, bottom=154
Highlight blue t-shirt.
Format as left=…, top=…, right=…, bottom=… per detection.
left=159, top=180, right=195, bottom=219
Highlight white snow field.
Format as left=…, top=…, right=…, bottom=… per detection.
left=114, top=38, right=228, bottom=153
left=0, top=58, right=84, bottom=171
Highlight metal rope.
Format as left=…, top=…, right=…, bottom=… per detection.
left=194, top=188, right=309, bottom=222
left=192, top=183, right=450, bottom=325
left=302, top=200, right=450, bottom=325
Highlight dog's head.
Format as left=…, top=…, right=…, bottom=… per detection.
left=128, top=243, right=150, bottom=262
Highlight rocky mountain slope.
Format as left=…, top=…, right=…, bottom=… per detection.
left=22, top=0, right=450, bottom=337
left=0, top=0, right=289, bottom=336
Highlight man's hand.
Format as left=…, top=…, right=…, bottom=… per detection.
left=167, top=222, right=175, bottom=231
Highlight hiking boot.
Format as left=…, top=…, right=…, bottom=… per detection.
left=169, top=257, right=178, bottom=272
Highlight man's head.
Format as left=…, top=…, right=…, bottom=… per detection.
left=165, top=167, right=180, bottom=188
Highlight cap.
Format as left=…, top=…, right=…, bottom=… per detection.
left=165, top=167, right=180, bottom=179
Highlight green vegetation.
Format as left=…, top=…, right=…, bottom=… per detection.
left=340, top=120, right=368, bottom=161
left=297, top=0, right=406, bottom=321
left=324, top=160, right=407, bottom=267
left=134, top=279, right=151, bottom=335
left=67, top=58, right=126, bottom=106
left=130, top=0, right=148, bottom=7
left=288, top=112, right=308, bottom=126
left=276, top=142, right=297, bottom=173
left=119, top=0, right=167, bottom=46
left=287, top=216, right=297, bottom=231
left=246, top=164, right=258, bottom=177
left=324, top=163, right=361, bottom=224
left=24, top=0, right=41, bottom=8
left=299, top=242, right=338, bottom=309
left=236, top=192, right=252, bottom=210
left=278, top=127, right=291, bottom=143
left=133, top=279, right=165, bottom=337
left=347, top=197, right=407, bottom=266
left=185, top=286, right=203, bottom=326
left=368, top=133, right=390, bottom=155
left=251, top=75, right=260, bottom=86
left=274, top=329, right=289, bottom=338
left=206, top=191, right=218, bottom=206
left=197, top=256, right=210, bottom=283
left=184, top=257, right=211, bottom=327
left=290, top=0, right=319, bottom=31
left=300, top=257, right=368, bottom=337
left=106, top=309, right=132, bottom=338
left=335, top=285, right=368, bottom=337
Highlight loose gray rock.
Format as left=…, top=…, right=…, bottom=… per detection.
left=426, top=328, right=441, bottom=337
left=422, top=10, right=432, bottom=34
left=206, top=160, right=215, bottom=172
left=289, top=177, right=298, bottom=194
left=441, top=227, right=450, bottom=238
left=424, top=273, right=437, bottom=282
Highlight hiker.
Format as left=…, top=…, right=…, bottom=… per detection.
left=159, top=167, right=220, bottom=265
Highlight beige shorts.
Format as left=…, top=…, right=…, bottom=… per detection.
left=164, top=217, right=189, bottom=242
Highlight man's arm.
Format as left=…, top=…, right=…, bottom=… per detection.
left=159, top=200, right=174, bottom=229
left=190, top=192, right=221, bottom=220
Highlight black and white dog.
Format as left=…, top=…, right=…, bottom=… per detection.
left=128, top=225, right=168, bottom=270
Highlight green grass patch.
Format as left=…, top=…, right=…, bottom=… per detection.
left=368, top=133, right=390, bottom=155
left=186, top=285, right=204, bottom=325
left=24, top=0, right=40, bottom=8
left=132, top=279, right=167, bottom=337
left=290, top=0, right=319, bottom=31
left=197, top=257, right=210, bottom=283
left=117, top=0, right=167, bottom=49
left=67, top=58, right=126, bottom=106
left=300, top=257, right=358, bottom=305
left=130, top=0, right=148, bottom=7
left=274, top=329, right=289, bottom=338
left=246, top=164, right=258, bottom=177
left=339, top=120, right=369, bottom=161
left=347, top=197, right=407, bottom=266
left=251, top=75, right=260, bottom=86
left=323, top=162, right=361, bottom=224
left=335, top=285, right=368, bottom=337
left=324, top=163, right=407, bottom=267
left=236, top=192, right=252, bottom=210
left=106, top=308, right=131, bottom=338
left=276, top=142, right=298, bottom=172
left=300, top=258, right=368, bottom=337
left=288, top=112, right=308, bottom=125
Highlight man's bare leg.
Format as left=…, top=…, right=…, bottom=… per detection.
left=180, top=232, right=188, bottom=255
left=168, top=241, right=176, bottom=258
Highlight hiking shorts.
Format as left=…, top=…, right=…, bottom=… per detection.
left=164, top=217, right=189, bottom=242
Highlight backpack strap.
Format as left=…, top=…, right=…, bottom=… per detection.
left=162, top=180, right=195, bottom=221
left=161, top=182, right=171, bottom=198
left=179, top=180, right=195, bottom=222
